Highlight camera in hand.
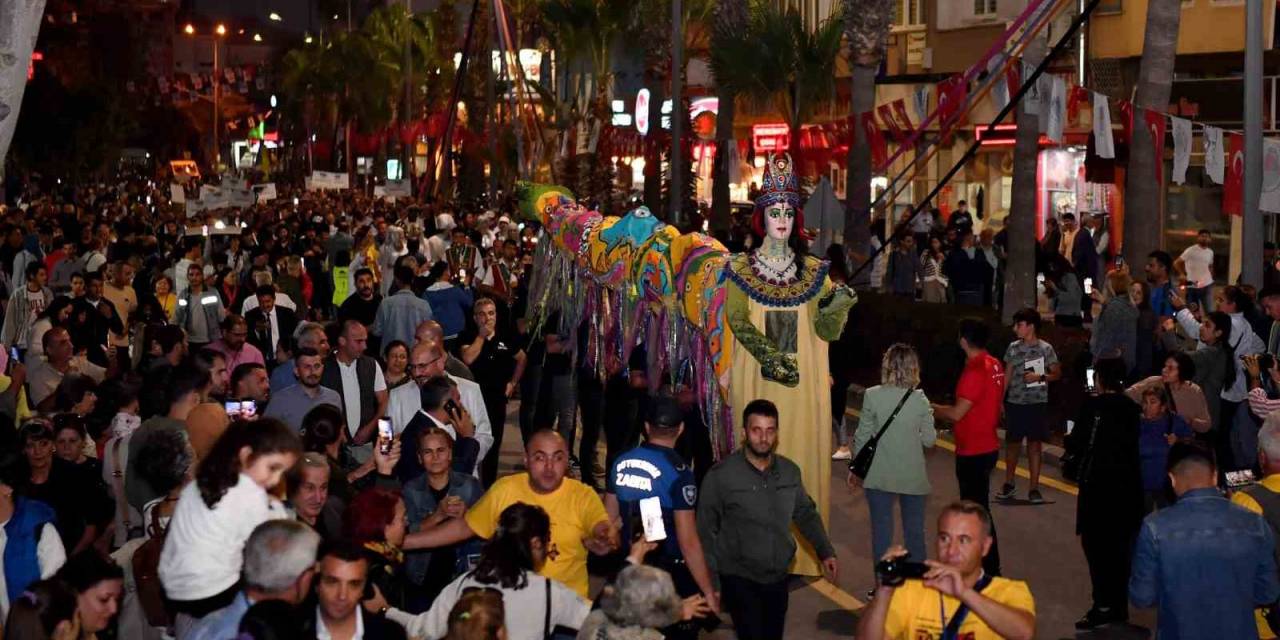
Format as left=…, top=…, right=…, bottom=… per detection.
left=875, top=554, right=929, bottom=586
left=1260, top=354, right=1276, bottom=373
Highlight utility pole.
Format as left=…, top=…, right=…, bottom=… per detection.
left=1243, top=0, right=1263, bottom=286
left=669, top=0, right=684, bottom=225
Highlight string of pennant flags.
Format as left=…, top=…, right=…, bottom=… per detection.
left=859, top=58, right=1279, bottom=218
left=124, top=64, right=275, bottom=107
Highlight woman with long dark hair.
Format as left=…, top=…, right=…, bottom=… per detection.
left=1, top=578, right=80, bottom=640
left=56, top=551, right=124, bottom=639
left=376, top=503, right=591, bottom=640
left=158, top=418, right=300, bottom=632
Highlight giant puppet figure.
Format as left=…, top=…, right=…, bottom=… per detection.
left=514, top=154, right=855, bottom=576
left=723, top=152, right=857, bottom=576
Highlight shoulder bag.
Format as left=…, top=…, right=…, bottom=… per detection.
left=849, top=388, right=914, bottom=480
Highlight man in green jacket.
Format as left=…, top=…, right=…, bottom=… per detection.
left=697, top=398, right=838, bottom=640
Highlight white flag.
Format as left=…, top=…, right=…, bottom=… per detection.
left=1023, top=60, right=1044, bottom=116
left=1259, top=139, right=1280, bottom=214
left=913, top=86, right=930, bottom=124
left=1045, top=76, right=1066, bottom=143
left=988, top=55, right=1009, bottom=112
left=1171, top=117, right=1193, bottom=185
left=1204, top=126, right=1225, bottom=184
left=1092, top=93, right=1115, bottom=159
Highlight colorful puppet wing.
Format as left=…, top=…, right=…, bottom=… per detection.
left=632, top=225, right=680, bottom=309
left=514, top=181, right=576, bottom=225
left=678, top=249, right=735, bottom=457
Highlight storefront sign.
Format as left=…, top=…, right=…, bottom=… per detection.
left=753, top=123, right=790, bottom=152
left=906, top=32, right=927, bottom=66
left=635, top=89, right=651, bottom=136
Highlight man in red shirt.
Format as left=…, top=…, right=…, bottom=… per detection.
left=932, top=319, right=1005, bottom=575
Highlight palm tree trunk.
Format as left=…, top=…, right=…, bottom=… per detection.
left=1005, top=35, right=1046, bottom=323
left=845, top=63, right=875, bottom=288
left=711, top=88, right=736, bottom=233
left=1122, top=0, right=1182, bottom=268
left=643, top=83, right=664, bottom=211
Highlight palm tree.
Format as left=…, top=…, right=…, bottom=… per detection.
left=709, top=0, right=748, bottom=233
left=712, top=2, right=843, bottom=169
left=361, top=5, right=437, bottom=175
left=1005, top=35, right=1047, bottom=323
left=842, top=0, right=894, bottom=286
left=1121, top=0, right=1183, bottom=268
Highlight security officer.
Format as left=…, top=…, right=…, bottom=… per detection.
left=605, top=392, right=720, bottom=638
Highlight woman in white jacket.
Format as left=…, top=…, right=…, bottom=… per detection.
left=157, top=418, right=300, bottom=636
left=376, top=503, right=590, bottom=640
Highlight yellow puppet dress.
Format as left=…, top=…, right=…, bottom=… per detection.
left=724, top=251, right=856, bottom=576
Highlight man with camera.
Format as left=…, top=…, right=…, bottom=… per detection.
left=856, top=501, right=1035, bottom=640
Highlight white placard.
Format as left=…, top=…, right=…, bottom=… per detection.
left=309, top=171, right=350, bottom=190
left=254, top=183, right=277, bottom=202
left=383, top=179, right=411, bottom=198
left=170, top=184, right=185, bottom=204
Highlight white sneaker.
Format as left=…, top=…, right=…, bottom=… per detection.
left=831, top=447, right=852, bottom=461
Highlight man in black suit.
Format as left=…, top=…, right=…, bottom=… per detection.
left=1060, top=212, right=1098, bottom=320
left=301, top=541, right=408, bottom=640
left=245, top=285, right=299, bottom=370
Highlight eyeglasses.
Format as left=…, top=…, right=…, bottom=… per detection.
left=410, top=355, right=445, bottom=371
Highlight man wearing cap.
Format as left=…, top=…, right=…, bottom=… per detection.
left=605, top=393, right=719, bottom=638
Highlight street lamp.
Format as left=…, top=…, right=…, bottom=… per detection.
left=268, top=12, right=282, bottom=21
left=184, top=23, right=228, bottom=169
left=253, top=33, right=262, bottom=42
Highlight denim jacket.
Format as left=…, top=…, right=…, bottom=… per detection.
left=1130, top=487, right=1280, bottom=640
left=402, top=471, right=484, bottom=585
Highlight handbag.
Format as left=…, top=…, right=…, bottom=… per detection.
left=849, top=388, right=914, bottom=480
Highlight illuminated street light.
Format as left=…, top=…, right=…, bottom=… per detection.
left=268, top=12, right=282, bottom=21
left=183, top=23, right=195, bottom=35
left=304, top=33, right=313, bottom=43
left=215, top=23, right=226, bottom=35
left=253, top=33, right=262, bottom=42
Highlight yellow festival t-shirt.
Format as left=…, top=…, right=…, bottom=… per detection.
left=883, top=576, right=1036, bottom=640
left=465, top=473, right=609, bottom=598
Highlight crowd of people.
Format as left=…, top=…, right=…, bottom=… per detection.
left=6, top=168, right=1280, bottom=640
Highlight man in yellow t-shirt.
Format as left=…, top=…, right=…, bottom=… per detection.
left=402, top=429, right=617, bottom=598
left=857, top=501, right=1036, bottom=640
left=1230, top=418, right=1280, bottom=640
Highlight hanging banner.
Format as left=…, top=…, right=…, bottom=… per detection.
left=1260, top=140, right=1280, bottom=214
left=1044, top=76, right=1066, bottom=143
left=1224, top=133, right=1245, bottom=217
left=1171, top=117, right=1192, bottom=186
left=1022, top=60, right=1044, bottom=116
left=859, top=112, right=888, bottom=169
left=383, top=179, right=411, bottom=198
left=892, top=99, right=914, bottom=134
left=1092, top=93, right=1115, bottom=159
left=1067, top=85, right=1091, bottom=125
left=912, top=86, right=931, bottom=124
left=1204, top=126, right=1225, bottom=184
left=309, top=171, right=350, bottom=190
left=988, top=55, right=1010, bottom=112
left=1143, top=109, right=1167, bottom=186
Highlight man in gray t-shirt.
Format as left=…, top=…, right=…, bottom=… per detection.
left=997, top=309, right=1061, bottom=503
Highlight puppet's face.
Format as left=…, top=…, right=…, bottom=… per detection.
left=765, top=203, right=795, bottom=242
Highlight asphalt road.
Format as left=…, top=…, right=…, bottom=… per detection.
left=494, top=399, right=1158, bottom=638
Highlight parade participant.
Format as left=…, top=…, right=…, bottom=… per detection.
left=721, top=153, right=856, bottom=576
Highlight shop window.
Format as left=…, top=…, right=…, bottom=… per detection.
left=1164, top=163, right=1230, bottom=279
left=893, top=0, right=924, bottom=30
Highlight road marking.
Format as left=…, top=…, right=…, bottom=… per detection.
left=845, top=408, right=1079, bottom=497
left=809, top=578, right=866, bottom=611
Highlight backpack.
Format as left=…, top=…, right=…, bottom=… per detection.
left=132, top=505, right=172, bottom=628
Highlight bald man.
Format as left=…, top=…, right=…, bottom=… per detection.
left=414, top=320, right=475, bottom=381
left=390, top=341, right=492, bottom=480
left=401, top=429, right=616, bottom=599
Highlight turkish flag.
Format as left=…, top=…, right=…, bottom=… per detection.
left=892, top=99, right=914, bottom=134
left=878, top=104, right=903, bottom=138
left=1117, top=101, right=1133, bottom=150
left=1005, top=64, right=1021, bottom=121
left=1067, top=85, right=1091, bottom=125
left=859, top=112, right=888, bottom=170
left=937, top=75, right=968, bottom=129
left=1144, top=109, right=1167, bottom=186
left=1224, top=133, right=1246, bottom=217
